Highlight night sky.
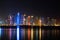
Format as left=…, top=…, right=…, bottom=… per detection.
left=0, top=0, right=60, bottom=19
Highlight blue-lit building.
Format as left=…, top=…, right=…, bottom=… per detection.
left=0, top=20, right=5, bottom=24
left=14, top=12, right=23, bottom=25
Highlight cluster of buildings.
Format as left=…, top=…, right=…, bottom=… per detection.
left=0, top=13, right=60, bottom=26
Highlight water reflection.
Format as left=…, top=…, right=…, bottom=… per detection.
left=0, top=28, right=1, bottom=40
left=0, top=28, right=1, bottom=36
left=0, top=26, right=60, bottom=40
left=41, top=28, right=60, bottom=40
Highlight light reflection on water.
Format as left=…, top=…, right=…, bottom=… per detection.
left=0, top=26, right=60, bottom=40
left=41, top=29, right=60, bottom=40
left=0, top=28, right=1, bottom=36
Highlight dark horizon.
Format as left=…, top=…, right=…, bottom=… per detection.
left=0, top=0, right=60, bottom=19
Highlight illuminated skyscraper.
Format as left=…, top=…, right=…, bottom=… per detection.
left=23, top=14, right=26, bottom=25
left=16, top=12, right=20, bottom=40
left=40, top=17, right=45, bottom=26
left=34, top=16, right=39, bottom=26
left=47, top=17, right=51, bottom=26
left=30, top=16, right=34, bottom=25
left=51, top=18, right=56, bottom=26
left=7, top=15, right=14, bottom=25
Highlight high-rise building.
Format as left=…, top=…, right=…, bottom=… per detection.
left=23, top=14, right=26, bottom=25
left=7, top=15, right=14, bottom=25
left=34, top=16, right=39, bottom=26
left=40, top=17, right=45, bottom=26
left=47, top=17, right=51, bottom=26
left=51, top=18, right=56, bottom=26
left=30, top=16, right=34, bottom=25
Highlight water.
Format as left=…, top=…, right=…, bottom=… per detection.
left=0, top=26, right=60, bottom=40
left=0, top=27, right=1, bottom=40
left=0, top=28, right=1, bottom=36
left=41, top=28, right=60, bottom=40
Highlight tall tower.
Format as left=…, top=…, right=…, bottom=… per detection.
left=30, top=16, right=34, bottom=25
left=7, top=15, right=14, bottom=25
left=47, top=17, right=51, bottom=26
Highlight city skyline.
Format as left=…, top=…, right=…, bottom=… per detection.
left=0, top=0, right=60, bottom=40
left=0, top=12, right=60, bottom=26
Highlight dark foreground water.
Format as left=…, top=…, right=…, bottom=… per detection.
left=0, top=26, right=60, bottom=40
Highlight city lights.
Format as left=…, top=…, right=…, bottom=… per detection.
left=39, top=28, right=41, bottom=40
left=9, top=15, right=12, bottom=40
left=39, top=19, right=42, bottom=26
left=16, top=12, right=20, bottom=40
left=0, top=12, right=60, bottom=40
left=31, top=28, right=33, bottom=40
left=36, top=28, right=39, bottom=40
left=0, top=12, right=60, bottom=26
left=17, top=27, right=19, bottom=40
left=9, top=28, right=11, bottom=40
left=0, top=28, right=1, bottom=36
left=0, top=0, right=59, bottom=40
